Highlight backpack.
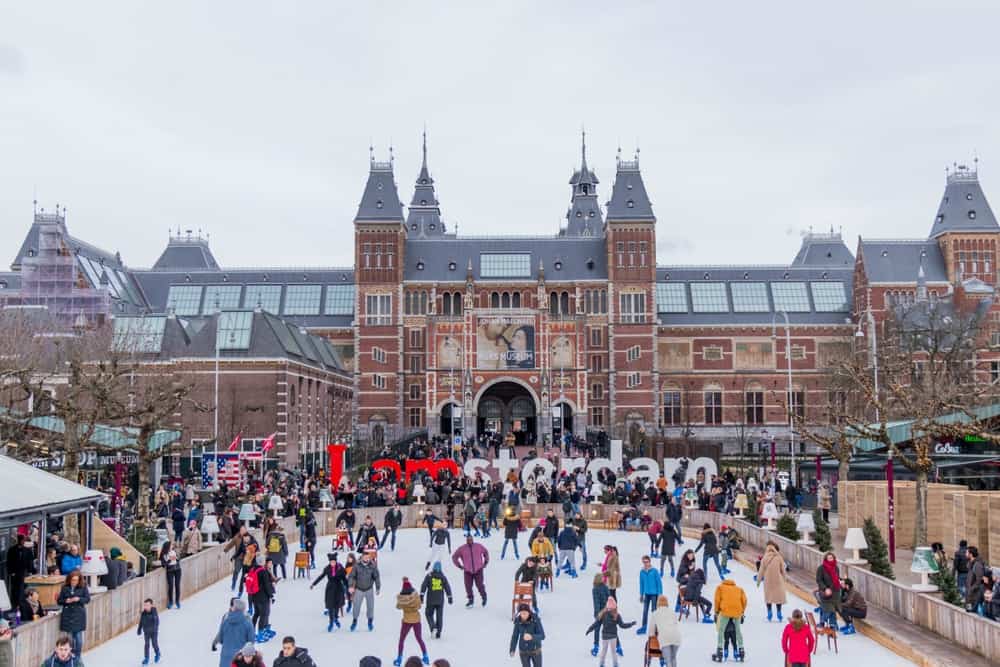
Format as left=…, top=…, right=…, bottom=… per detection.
left=245, top=567, right=261, bottom=595
left=267, top=535, right=282, bottom=554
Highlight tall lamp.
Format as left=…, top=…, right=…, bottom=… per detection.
left=0, top=580, right=10, bottom=616
left=268, top=495, right=284, bottom=517
left=761, top=501, right=780, bottom=531
left=843, top=528, right=868, bottom=564
left=795, top=512, right=816, bottom=545
left=733, top=493, right=748, bottom=518
left=910, top=546, right=939, bottom=592
left=81, top=549, right=109, bottom=593
left=238, top=503, right=256, bottom=529
left=201, top=514, right=221, bottom=547
left=319, top=488, right=334, bottom=511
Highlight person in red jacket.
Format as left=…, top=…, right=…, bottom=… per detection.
left=451, top=535, right=489, bottom=608
left=781, top=609, right=815, bottom=667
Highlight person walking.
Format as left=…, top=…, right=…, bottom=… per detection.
left=666, top=497, right=683, bottom=545
left=501, top=510, right=521, bottom=560
left=965, top=546, right=986, bottom=614
left=647, top=519, right=662, bottom=557
left=585, top=597, right=636, bottom=667
left=712, top=578, right=747, bottom=662
left=393, top=578, right=429, bottom=666
left=515, top=557, right=540, bottom=614
left=757, top=542, right=787, bottom=622
left=356, top=516, right=379, bottom=555
left=601, top=545, right=621, bottom=599
left=425, top=522, right=452, bottom=571
left=780, top=609, right=815, bottom=667
left=39, top=635, right=86, bottom=667
left=571, top=513, right=589, bottom=571
left=420, top=562, right=453, bottom=639
left=212, top=599, right=254, bottom=667
left=636, top=555, right=663, bottom=635
left=659, top=522, right=678, bottom=578
left=382, top=504, right=403, bottom=551
left=589, top=573, right=611, bottom=657
left=57, top=570, right=91, bottom=657
left=247, top=555, right=276, bottom=642
left=265, top=526, right=289, bottom=581
left=159, top=541, right=183, bottom=609
left=555, top=524, right=579, bottom=578
left=272, top=636, right=317, bottom=667
left=311, top=553, right=348, bottom=631
left=509, top=604, right=544, bottom=667
left=648, top=595, right=681, bottom=667
left=452, top=535, right=489, bottom=608
left=815, top=552, right=842, bottom=628
left=224, top=527, right=254, bottom=592
left=348, top=551, right=381, bottom=632
left=137, top=597, right=161, bottom=665
left=953, top=540, right=970, bottom=597
left=694, top=524, right=725, bottom=581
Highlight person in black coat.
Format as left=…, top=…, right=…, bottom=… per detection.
left=310, top=552, right=348, bottom=631
left=381, top=505, right=403, bottom=551
left=171, top=505, right=186, bottom=543
left=419, top=561, right=453, bottom=638
left=514, top=557, right=539, bottom=612
left=137, top=598, right=160, bottom=664
left=509, top=604, right=544, bottom=667
left=541, top=510, right=559, bottom=542
left=335, top=509, right=357, bottom=535
left=659, top=522, right=678, bottom=577
left=666, top=498, right=684, bottom=544
left=57, top=570, right=91, bottom=656
left=5, top=534, right=35, bottom=607
left=160, top=541, right=183, bottom=609
left=681, top=568, right=712, bottom=618
left=248, top=555, right=276, bottom=638
left=694, top=524, right=724, bottom=580
left=355, top=517, right=379, bottom=554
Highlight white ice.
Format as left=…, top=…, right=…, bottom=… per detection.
left=85, top=528, right=915, bottom=666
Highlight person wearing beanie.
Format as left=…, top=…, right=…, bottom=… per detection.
left=648, top=594, right=682, bottom=667
left=231, top=641, right=265, bottom=667
left=394, top=578, right=428, bottom=666
left=311, top=553, right=348, bottom=631
left=419, top=561, right=453, bottom=639
left=509, top=603, right=545, bottom=667
left=247, top=554, right=276, bottom=642
left=213, top=598, right=255, bottom=667
left=585, top=597, right=635, bottom=667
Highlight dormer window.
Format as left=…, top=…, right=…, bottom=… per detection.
left=936, top=214, right=944, bottom=224
left=420, top=178, right=427, bottom=184
left=576, top=211, right=582, bottom=218
left=421, top=199, right=427, bottom=205
left=411, top=223, right=418, bottom=230
left=581, top=184, right=589, bottom=195
left=375, top=200, right=384, bottom=209
left=448, top=261, right=457, bottom=271
left=968, top=210, right=977, bottom=219
left=627, top=200, right=635, bottom=208
left=416, top=260, right=425, bottom=271
left=966, top=192, right=974, bottom=200
left=588, top=210, right=595, bottom=217
left=429, top=223, right=436, bottom=230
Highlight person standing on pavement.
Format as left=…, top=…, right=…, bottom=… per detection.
left=451, top=535, right=489, bottom=608
left=57, top=570, right=91, bottom=657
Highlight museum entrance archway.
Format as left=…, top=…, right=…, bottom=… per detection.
left=476, top=380, right=537, bottom=445
left=552, top=401, right=574, bottom=445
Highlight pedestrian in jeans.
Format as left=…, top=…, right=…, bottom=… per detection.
left=648, top=595, right=681, bottom=667
left=694, top=524, right=725, bottom=581
left=137, top=597, right=161, bottom=665
left=954, top=540, right=970, bottom=598
left=500, top=511, right=521, bottom=560
left=636, top=556, right=662, bottom=635
left=57, top=570, right=91, bottom=657
left=509, top=604, right=544, bottom=667
left=585, top=597, right=636, bottom=667
left=160, top=541, right=183, bottom=609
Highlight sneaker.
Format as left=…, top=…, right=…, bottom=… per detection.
left=422, top=654, right=430, bottom=665
left=350, top=619, right=357, bottom=632
left=616, top=643, right=624, bottom=657
left=368, top=619, right=374, bottom=631
left=636, top=626, right=647, bottom=635
left=393, top=657, right=403, bottom=667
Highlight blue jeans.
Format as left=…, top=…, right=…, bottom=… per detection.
left=957, top=572, right=967, bottom=597
left=69, top=630, right=85, bottom=656
left=501, top=538, right=520, bottom=559
left=641, top=593, right=658, bottom=627
left=578, top=537, right=587, bottom=567
left=703, top=553, right=724, bottom=579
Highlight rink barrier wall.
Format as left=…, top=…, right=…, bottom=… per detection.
left=10, top=516, right=299, bottom=667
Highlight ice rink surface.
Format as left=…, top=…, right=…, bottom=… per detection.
left=84, top=527, right=915, bottom=666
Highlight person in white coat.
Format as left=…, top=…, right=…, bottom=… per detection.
left=648, top=594, right=681, bottom=667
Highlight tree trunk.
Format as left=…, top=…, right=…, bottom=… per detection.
left=838, top=456, right=851, bottom=488
left=914, top=468, right=929, bottom=547
left=60, top=441, right=82, bottom=546
left=137, top=454, right=152, bottom=526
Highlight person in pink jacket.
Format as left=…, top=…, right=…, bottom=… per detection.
left=781, top=609, right=815, bottom=667
left=451, top=535, right=489, bottom=608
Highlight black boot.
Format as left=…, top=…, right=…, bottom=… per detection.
left=737, top=647, right=745, bottom=662
left=711, top=649, right=723, bottom=662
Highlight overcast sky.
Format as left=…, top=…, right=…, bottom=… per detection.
left=2, top=2, right=998, bottom=269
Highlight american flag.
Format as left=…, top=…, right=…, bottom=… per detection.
left=202, top=453, right=241, bottom=488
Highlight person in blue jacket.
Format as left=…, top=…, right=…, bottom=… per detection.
left=636, top=555, right=663, bottom=634
left=555, top=525, right=579, bottom=578
left=211, top=598, right=255, bottom=667
left=509, top=604, right=544, bottom=667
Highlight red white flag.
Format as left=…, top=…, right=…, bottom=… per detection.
left=261, top=432, right=277, bottom=453
left=227, top=431, right=243, bottom=452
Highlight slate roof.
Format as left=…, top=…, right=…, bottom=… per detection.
left=606, top=155, right=654, bottom=221
left=405, top=133, right=446, bottom=237
left=857, top=239, right=949, bottom=284
left=0, top=272, right=21, bottom=290
left=404, top=236, right=608, bottom=282
left=928, top=165, right=1000, bottom=238
left=152, top=235, right=220, bottom=270
left=355, top=158, right=405, bottom=222
left=791, top=232, right=855, bottom=267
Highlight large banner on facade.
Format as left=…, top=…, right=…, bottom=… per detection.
left=476, top=315, right=535, bottom=369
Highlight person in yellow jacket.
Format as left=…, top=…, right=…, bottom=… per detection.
left=530, top=535, right=554, bottom=559
left=712, top=578, right=747, bottom=662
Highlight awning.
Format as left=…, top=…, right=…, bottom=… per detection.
left=850, top=403, right=1000, bottom=452
left=0, top=455, right=106, bottom=528
left=0, top=406, right=181, bottom=451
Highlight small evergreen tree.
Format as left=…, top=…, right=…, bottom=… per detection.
left=931, top=566, right=963, bottom=606
left=746, top=491, right=760, bottom=526
left=776, top=513, right=801, bottom=541
left=861, top=517, right=895, bottom=580
left=813, top=509, right=833, bottom=552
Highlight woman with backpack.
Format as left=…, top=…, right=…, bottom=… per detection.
left=246, top=555, right=276, bottom=642
left=265, top=527, right=289, bottom=581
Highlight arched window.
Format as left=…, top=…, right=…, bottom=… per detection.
left=404, top=292, right=412, bottom=315
left=560, top=291, right=570, bottom=315
left=442, top=293, right=452, bottom=316
left=550, top=292, right=558, bottom=315
left=501, top=292, right=511, bottom=308
left=491, top=292, right=500, bottom=308
left=600, top=289, right=607, bottom=314
left=419, top=291, right=427, bottom=314
left=512, top=292, right=521, bottom=308
left=453, top=293, right=462, bottom=315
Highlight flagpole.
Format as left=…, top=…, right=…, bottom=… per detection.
left=213, top=305, right=220, bottom=489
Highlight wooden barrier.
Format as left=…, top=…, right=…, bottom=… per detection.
left=11, top=516, right=299, bottom=667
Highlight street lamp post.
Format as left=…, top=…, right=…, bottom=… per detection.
left=856, top=306, right=894, bottom=563
left=772, top=309, right=796, bottom=485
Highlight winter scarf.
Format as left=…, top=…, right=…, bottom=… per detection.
left=821, top=557, right=841, bottom=591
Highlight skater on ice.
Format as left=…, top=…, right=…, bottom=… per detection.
left=420, top=561, right=453, bottom=639
left=393, top=577, right=429, bottom=666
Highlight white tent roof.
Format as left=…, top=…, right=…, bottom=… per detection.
left=0, top=455, right=106, bottom=526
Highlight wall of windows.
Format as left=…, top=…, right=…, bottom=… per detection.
left=480, top=253, right=531, bottom=278
left=619, top=292, right=646, bottom=323
left=325, top=284, right=355, bottom=315
left=284, top=285, right=323, bottom=315
left=166, top=285, right=203, bottom=316
left=365, top=294, right=392, bottom=325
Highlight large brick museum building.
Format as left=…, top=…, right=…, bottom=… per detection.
left=4, top=134, right=1000, bottom=470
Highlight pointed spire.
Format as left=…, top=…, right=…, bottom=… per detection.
left=581, top=127, right=588, bottom=170
left=422, top=125, right=428, bottom=171
left=407, top=129, right=444, bottom=236
left=916, top=258, right=928, bottom=302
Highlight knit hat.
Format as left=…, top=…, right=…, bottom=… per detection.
left=517, top=603, right=531, bottom=613
left=327, top=552, right=338, bottom=561
left=432, top=561, right=442, bottom=572
left=401, top=577, right=414, bottom=594
left=240, top=642, right=256, bottom=657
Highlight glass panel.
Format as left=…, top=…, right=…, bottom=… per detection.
left=656, top=283, right=687, bottom=313
left=103, top=267, right=125, bottom=299
left=166, top=285, right=203, bottom=316
left=730, top=282, right=770, bottom=312
left=690, top=282, right=729, bottom=312
left=217, top=311, right=253, bottom=350
left=283, top=285, right=322, bottom=315
left=203, top=285, right=242, bottom=313
left=243, top=284, right=282, bottom=313
left=112, top=316, right=167, bottom=353
left=771, top=282, right=811, bottom=312
left=76, top=256, right=102, bottom=288
left=325, top=284, right=355, bottom=315
left=480, top=253, right=531, bottom=278
left=810, top=281, right=849, bottom=312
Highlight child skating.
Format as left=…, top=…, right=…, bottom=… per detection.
left=585, top=597, right=635, bottom=667
left=137, top=597, right=160, bottom=664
